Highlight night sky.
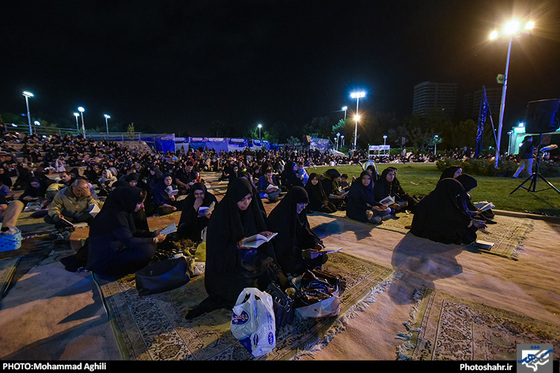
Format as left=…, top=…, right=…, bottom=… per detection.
left=2, top=0, right=559, bottom=137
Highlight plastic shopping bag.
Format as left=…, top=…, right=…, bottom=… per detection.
left=231, top=287, right=276, bottom=357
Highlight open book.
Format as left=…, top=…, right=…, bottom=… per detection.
left=159, top=222, right=177, bottom=235
left=198, top=201, right=216, bottom=217
left=473, top=201, right=495, bottom=212
left=314, top=247, right=343, bottom=255
left=379, top=196, right=395, bottom=206
left=473, top=240, right=494, bottom=250
left=60, top=217, right=88, bottom=229
left=241, top=232, right=278, bottom=248
left=267, top=184, right=279, bottom=192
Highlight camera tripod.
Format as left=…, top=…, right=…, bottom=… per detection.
left=510, top=134, right=560, bottom=195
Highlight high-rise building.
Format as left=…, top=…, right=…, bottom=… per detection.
left=412, top=81, right=458, bottom=118
left=463, top=86, right=502, bottom=121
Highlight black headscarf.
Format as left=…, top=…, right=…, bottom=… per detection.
left=439, top=166, right=462, bottom=180
left=346, top=171, right=377, bottom=222
left=89, top=186, right=145, bottom=236
left=178, top=182, right=218, bottom=241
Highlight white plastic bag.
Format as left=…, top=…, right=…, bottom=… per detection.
left=231, top=287, right=276, bottom=357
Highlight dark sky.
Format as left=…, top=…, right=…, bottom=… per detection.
left=2, top=0, right=559, bottom=137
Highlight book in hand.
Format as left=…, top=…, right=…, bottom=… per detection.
left=240, top=232, right=278, bottom=248
left=159, top=222, right=177, bottom=235
left=198, top=201, right=215, bottom=217
left=379, top=196, right=395, bottom=206
left=266, top=184, right=279, bottom=192
left=473, top=201, right=495, bottom=212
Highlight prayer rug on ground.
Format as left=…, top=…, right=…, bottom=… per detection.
left=397, top=288, right=560, bottom=361
left=312, top=210, right=413, bottom=235
left=94, top=252, right=394, bottom=360
left=465, top=215, right=534, bottom=261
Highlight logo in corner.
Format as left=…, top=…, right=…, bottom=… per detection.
left=517, top=344, right=553, bottom=373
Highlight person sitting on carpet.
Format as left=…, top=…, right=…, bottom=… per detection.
left=304, top=173, right=337, bottom=213
left=86, top=186, right=166, bottom=278
left=268, top=186, right=327, bottom=276
left=321, top=168, right=346, bottom=210
left=410, top=176, right=486, bottom=245
left=374, top=167, right=419, bottom=213
left=257, top=168, right=282, bottom=203
left=186, top=177, right=286, bottom=319
left=152, top=173, right=182, bottom=216
left=346, top=170, right=391, bottom=224
left=44, top=178, right=103, bottom=230
left=177, top=182, right=217, bottom=242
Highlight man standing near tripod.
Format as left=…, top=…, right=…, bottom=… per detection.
left=513, top=136, right=534, bottom=178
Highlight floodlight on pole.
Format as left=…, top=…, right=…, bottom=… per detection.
left=341, top=106, right=348, bottom=120
left=104, top=114, right=111, bottom=134
left=489, top=19, right=534, bottom=168
left=383, top=135, right=387, bottom=146
left=22, top=91, right=34, bottom=135
left=78, top=106, right=86, bottom=138
left=350, top=91, right=366, bottom=151
left=257, top=123, right=262, bottom=145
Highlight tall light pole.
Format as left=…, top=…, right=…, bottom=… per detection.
left=22, top=91, right=34, bottom=135
left=341, top=106, right=348, bottom=121
left=336, top=132, right=340, bottom=150
left=341, top=135, right=344, bottom=148
left=383, top=135, right=387, bottom=146
left=489, top=19, right=534, bottom=168
left=73, top=113, right=80, bottom=133
left=350, top=91, right=366, bottom=151
left=78, top=106, right=86, bottom=138
left=104, top=114, right=111, bottom=134
left=257, top=123, right=262, bottom=146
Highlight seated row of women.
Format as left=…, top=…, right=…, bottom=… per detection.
left=84, top=176, right=328, bottom=320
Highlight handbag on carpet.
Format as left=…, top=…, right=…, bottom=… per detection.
left=135, top=257, right=190, bottom=296
left=295, top=268, right=342, bottom=318
left=266, top=282, right=295, bottom=329
left=231, top=287, right=276, bottom=357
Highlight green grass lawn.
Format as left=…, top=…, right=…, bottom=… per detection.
left=309, top=163, right=560, bottom=216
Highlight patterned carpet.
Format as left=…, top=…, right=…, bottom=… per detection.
left=316, top=210, right=533, bottom=260
left=397, top=288, right=560, bottom=361
left=0, top=256, right=20, bottom=299
left=94, top=252, right=394, bottom=360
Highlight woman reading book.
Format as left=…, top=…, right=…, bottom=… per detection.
left=410, top=176, right=486, bottom=245
left=177, top=182, right=217, bottom=242
left=86, top=186, right=166, bottom=279
left=346, top=171, right=390, bottom=224
left=374, top=167, right=419, bottom=213
left=268, top=186, right=327, bottom=276
left=186, top=177, right=285, bottom=319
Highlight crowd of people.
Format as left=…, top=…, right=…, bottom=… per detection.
left=0, top=131, right=498, bottom=320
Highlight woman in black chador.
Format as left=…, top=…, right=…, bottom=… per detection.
left=86, top=186, right=166, bottom=278
left=304, top=173, right=336, bottom=213
left=410, top=176, right=486, bottom=245
left=268, top=186, right=327, bottom=276
left=374, top=167, right=419, bottom=213
left=177, top=182, right=218, bottom=242
left=186, top=177, right=285, bottom=319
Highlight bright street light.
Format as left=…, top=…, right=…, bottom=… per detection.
left=22, top=91, right=34, bottom=135
left=257, top=123, right=263, bottom=146
left=104, top=114, right=111, bottom=134
left=383, top=135, right=387, bottom=146
left=73, top=113, right=80, bottom=132
left=489, top=19, right=534, bottom=167
left=78, top=106, right=86, bottom=138
left=350, top=91, right=366, bottom=151
left=341, top=106, right=348, bottom=120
